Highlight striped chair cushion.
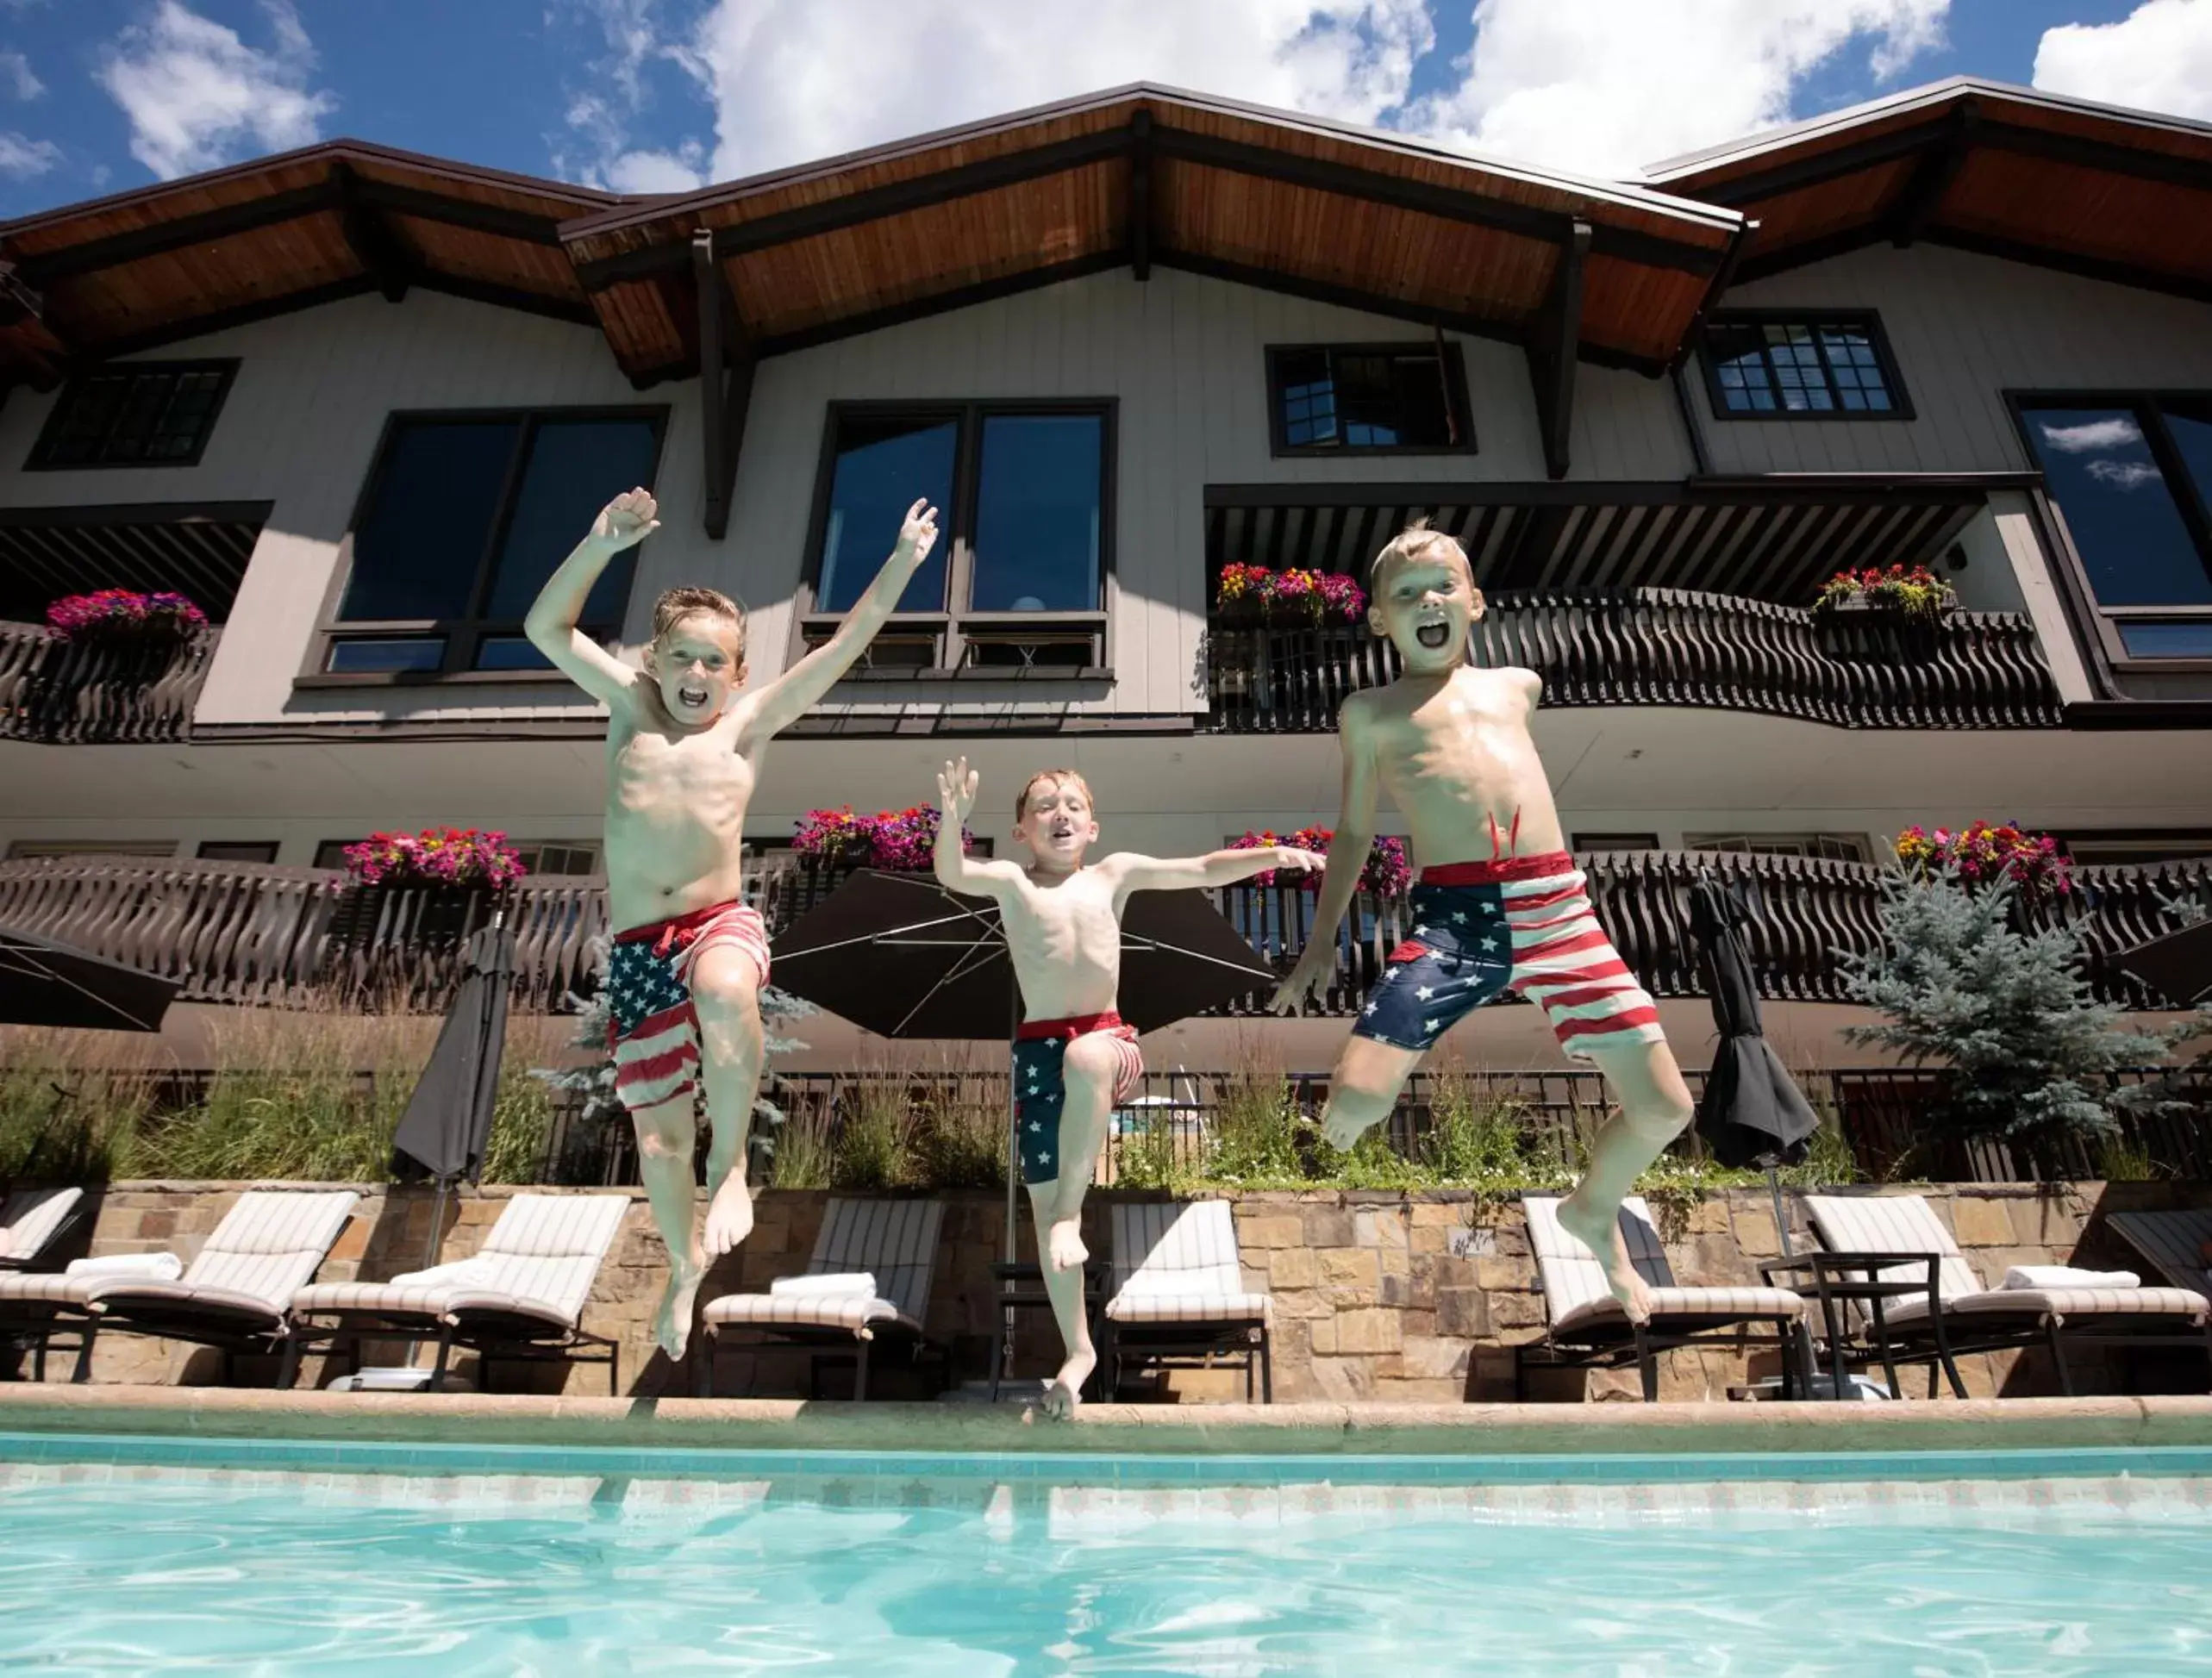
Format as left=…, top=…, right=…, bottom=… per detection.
left=1799, top=1194, right=1985, bottom=1316
left=77, top=1278, right=295, bottom=1323
left=702, top=1199, right=946, bottom=1338
left=1104, top=1201, right=1271, bottom=1326
left=160, top=1189, right=359, bottom=1310
left=1878, top=1286, right=2209, bottom=1329
left=0, top=1271, right=101, bottom=1307
left=0, top=1188, right=83, bottom=1264
left=289, top=1280, right=458, bottom=1318
left=2106, top=1210, right=2212, bottom=1301
left=1555, top=1286, right=1803, bottom=1336
left=1524, top=1195, right=1675, bottom=1323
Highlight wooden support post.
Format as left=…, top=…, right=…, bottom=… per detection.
left=692, top=230, right=753, bottom=542
left=1128, top=109, right=1153, bottom=282
left=1888, top=103, right=1978, bottom=247
left=332, top=164, right=413, bottom=303
left=1526, top=218, right=1589, bottom=482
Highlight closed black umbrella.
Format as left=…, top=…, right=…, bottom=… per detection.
left=0, top=922, right=178, bottom=1032
left=2111, top=918, right=2212, bottom=1008
left=1687, top=875, right=1821, bottom=1246
left=391, top=922, right=516, bottom=1254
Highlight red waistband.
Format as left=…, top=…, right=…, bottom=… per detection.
left=1018, top=1010, right=1128, bottom=1041
left=1420, top=852, right=1575, bottom=887
left=615, top=899, right=749, bottom=948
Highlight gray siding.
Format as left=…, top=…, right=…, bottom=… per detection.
left=1702, top=243, right=2212, bottom=473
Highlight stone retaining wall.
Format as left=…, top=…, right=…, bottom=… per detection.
left=9, top=1181, right=2209, bottom=1401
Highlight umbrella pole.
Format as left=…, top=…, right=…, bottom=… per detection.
left=1767, top=1165, right=1793, bottom=1258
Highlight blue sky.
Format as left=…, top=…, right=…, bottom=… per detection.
left=0, top=1, right=2202, bottom=221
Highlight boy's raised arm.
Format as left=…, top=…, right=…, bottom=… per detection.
left=523, top=488, right=659, bottom=710
left=933, top=758, right=1022, bottom=896
left=1271, top=699, right=1382, bottom=1014
left=745, top=499, right=939, bottom=738
left=1111, top=845, right=1326, bottom=893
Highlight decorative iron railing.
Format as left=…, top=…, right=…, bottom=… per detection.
left=1203, top=590, right=2064, bottom=733
left=2, top=849, right=2200, bottom=1016
left=0, top=621, right=220, bottom=744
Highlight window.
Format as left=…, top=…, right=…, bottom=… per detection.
left=197, top=841, right=280, bottom=864
left=1685, top=833, right=1871, bottom=864
left=312, top=839, right=359, bottom=871
left=2015, top=395, right=2212, bottom=664
left=316, top=408, right=668, bottom=677
left=512, top=841, right=601, bottom=876
left=1572, top=833, right=1661, bottom=853
left=1699, top=314, right=1908, bottom=420
left=28, top=360, right=238, bottom=470
left=2058, top=832, right=2212, bottom=866
left=6, top=840, right=178, bottom=859
left=802, top=402, right=1113, bottom=673
left=1266, top=344, right=1472, bottom=456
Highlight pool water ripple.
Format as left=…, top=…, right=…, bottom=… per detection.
left=3, top=1468, right=2212, bottom=1674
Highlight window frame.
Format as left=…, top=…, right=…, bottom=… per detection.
left=196, top=840, right=282, bottom=865
left=300, top=403, right=672, bottom=689
left=1684, top=833, right=1872, bottom=864
left=793, top=398, right=1117, bottom=681
left=27, top=358, right=241, bottom=471
left=1264, top=341, right=1476, bottom=459
left=1697, top=310, right=1914, bottom=424
left=2006, top=388, right=2212, bottom=675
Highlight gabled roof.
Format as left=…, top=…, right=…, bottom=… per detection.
left=1646, top=77, right=2212, bottom=302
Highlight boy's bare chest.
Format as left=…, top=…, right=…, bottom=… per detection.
left=610, top=725, right=753, bottom=810
left=1372, top=680, right=1524, bottom=774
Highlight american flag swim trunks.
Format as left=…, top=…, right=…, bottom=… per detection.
left=1012, top=1011, right=1145, bottom=1185
left=1351, top=853, right=1663, bottom=1060
left=606, top=900, right=772, bottom=1113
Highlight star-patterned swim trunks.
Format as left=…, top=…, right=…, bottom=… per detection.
left=606, top=900, right=772, bottom=1113
left=1351, top=853, right=1664, bottom=1060
left=1012, top=1011, right=1145, bottom=1185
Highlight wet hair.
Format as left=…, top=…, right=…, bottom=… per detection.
left=652, top=585, right=747, bottom=655
left=1015, top=768, right=1094, bottom=823
left=1370, top=516, right=1476, bottom=589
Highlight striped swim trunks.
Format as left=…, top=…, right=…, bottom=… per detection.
left=1012, top=1011, right=1145, bottom=1185
left=606, top=900, right=772, bottom=1113
left=1351, top=853, right=1663, bottom=1060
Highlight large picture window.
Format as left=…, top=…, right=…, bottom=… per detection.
left=2014, top=393, right=2212, bottom=664
left=1699, top=312, right=1908, bottom=420
left=28, top=359, right=238, bottom=470
left=316, top=408, right=667, bottom=678
left=803, top=402, right=1113, bottom=674
left=1266, top=343, right=1471, bottom=456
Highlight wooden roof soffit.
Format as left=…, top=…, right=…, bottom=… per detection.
left=692, top=230, right=753, bottom=543
left=1128, top=108, right=1153, bottom=282
left=1526, top=219, right=1590, bottom=481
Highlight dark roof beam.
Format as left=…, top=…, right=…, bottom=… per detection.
left=332, top=164, right=414, bottom=303
left=692, top=232, right=753, bottom=542
left=10, top=182, right=341, bottom=284
left=1526, top=219, right=1590, bottom=481
left=347, top=177, right=568, bottom=245
left=1887, top=103, right=1978, bottom=246
left=1128, top=109, right=1153, bottom=282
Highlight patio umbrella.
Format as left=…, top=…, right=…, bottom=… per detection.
left=770, top=868, right=1280, bottom=1256
left=391, top=920, right=516, bottom=1266
left=1686, top=873, right=1821, bottom=1252
left=0, top=921, right=178, bottom=1032
left=2110, top=918, right=2212, bottom=1008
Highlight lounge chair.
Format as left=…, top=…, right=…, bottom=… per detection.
left=697, top=1198, right=946, bottom=1400
left=1101, top=1199, right=1272, bottom=1402
left=1801, top=1192, right=2211, bottom=1398
left=285, top=1192, right=631, bottom=1394
left=2105, top=1208, right=2212, bottom=1302
left=0, top=1188, right=358, bottom=1385
left=0, top=1187, right=85, bottom=1271
left=1518, top=1195, right=1811, bottom=1403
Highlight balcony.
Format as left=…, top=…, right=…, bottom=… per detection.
left=3, top=848, right=2197, bottom=1020
left=0, top=621, right=221, bottom=745
left=1203, top=590, right=2064, bottom=734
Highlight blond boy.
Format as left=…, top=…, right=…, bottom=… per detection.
left=934, top=758, right=1322, bottom=1416
left=1272, top=521, right=1694, bottom=1319
left=525, top=489, right=939, bottom=1358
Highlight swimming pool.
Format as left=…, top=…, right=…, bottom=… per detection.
left=5, top=1437, right=2210, bottom=1674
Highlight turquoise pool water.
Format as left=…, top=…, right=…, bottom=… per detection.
left=3, top=1438, right=2211, bottom=1675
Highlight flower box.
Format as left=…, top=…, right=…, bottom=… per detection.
left=47, top=589, right=209, bottom=643
left=1228, top=826, right=1411, bottom=897
left=1215, top=564, right=1367, bottom=627
left=794, top=805, right=973, bottom=871
left=342, top=828, right=528, bottom=890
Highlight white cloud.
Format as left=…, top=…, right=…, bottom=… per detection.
left=602, top=145, right=706, bottom=193
left=0, top=49, right=41, bottom=100
left=2039, top=415, right=2145, bottom=453
left=97, top=0, right=336, bottom=181
left=2085, top=458, right=2164, bottom=490
left=680, top=0, right=1434, bottom=183
left=0, top=128, right=58, bottom=178
left=1413, top=0, right=1949, bottom=178
left=2034, top=0, right=2212, bottom=122
left=551, top=1, right=710, bottom=190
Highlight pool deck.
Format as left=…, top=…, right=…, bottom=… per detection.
left=3, top=1385, right=2209, bottom=1457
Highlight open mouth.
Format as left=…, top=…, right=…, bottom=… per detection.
left=1415, top=622, right=1451, bottom=650
left=1048, top=822, right=1077, bottom=842
left=678, top=685, right=709, bottom=709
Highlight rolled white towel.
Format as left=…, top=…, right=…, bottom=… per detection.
left=66, top=1251, right=183, bottom=1281
left=389, top=1257, right=499, bottom=1288
left=770, top=1272, right=879, bottom=1299
left=2002, top=1265, right=2140, bottom=1291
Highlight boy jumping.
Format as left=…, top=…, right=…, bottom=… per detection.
left=933, top=757, right=1322, bottom=1417
left=1271, top=520, right=1693, bottom=1321
left=526, top=488, right=940, bottom=1359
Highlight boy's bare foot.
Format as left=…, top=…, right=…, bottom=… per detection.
left=1046, top=1217, right=1088, bottom=1272
left=655, top=1254, right=704, bottom=1360
left=1322, top=1109, right=1367, bottom=1151
left=1557, top=1188, right=1652, bottom=1324
left=1038, top=1346, right=1097, bottom=1420
left=702, top=1174, right=754, bottom=1258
